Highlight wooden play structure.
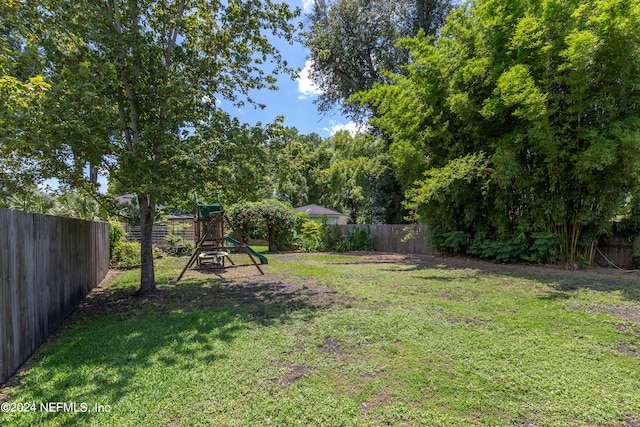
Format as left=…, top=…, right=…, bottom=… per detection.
left=175, top=194, right=267, bottom=282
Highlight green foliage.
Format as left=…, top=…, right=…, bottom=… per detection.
left=272, top=130, right=329, bottom=208
left=293, top=212, right=311, bottom=229
left=319, top=131, right=388, bottom=223
left=526, top=232, right=562, bottom=264
left=6, top=190, right=57, bottom=215
left=257, top=199, right=295, bottom=252
left=0, top=73, right=50, bottom=197
left=110, top=241, right=142, bottom=269
left=431, top=229, right=471, bottom=256
left=227, top=201, right=261, bottom=243
left=165, top=233, right=194, bottom=256
left=320, top=224, right=342, bottom=251
left=109, top=220, right=126, bottom=260
left=228, top=199, right=295, bottom=251
left=468, top=239, right=528, bottom=264
left=5, top=188, right=103, bottom=220
left=110, top=241, right=163, bottom=269
left=333, top=226, right=372, bottom=252
left=52, top=191, right=102, bottom=221
left=272, top=128, right=405, bottom=224
left=297, top=220, right=324, bottom=252
left=633, top=251, right=640, bottom=269
left=304, top=0, right=452, bottom=118
left=358, top=0, right=640, bottom=264
left=435, top=229, right=562, bottom=264
left=2, top=0, right=300, bottom=293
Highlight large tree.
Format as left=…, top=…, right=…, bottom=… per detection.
left=304, top=0, right=452, bottom=119
left=319, top=130, right=387, bottom=223
left=358, top=0, right=640, bottom=263
left=272, top=128, right=329, bottom=207
left=3, top=0, right=299, bottom=294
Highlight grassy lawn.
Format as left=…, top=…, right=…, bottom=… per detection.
left=1, top=252, right=640, bottom=426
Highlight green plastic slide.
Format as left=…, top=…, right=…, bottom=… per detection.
left=224, top=236, right=268, bottom=264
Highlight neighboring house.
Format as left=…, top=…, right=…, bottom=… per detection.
left=294, top=204, right=349, bottom=225
left=115, top=194, right=166, bottom=210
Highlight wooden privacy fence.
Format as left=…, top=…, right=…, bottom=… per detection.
left=0, top=209, right=109, bottom=385
left=124, top=219, right=193, bottom=248
left=335, top=224, right=432, bottom=255
left=595, top=233, right=640, bottom=269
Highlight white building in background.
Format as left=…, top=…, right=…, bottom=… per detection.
left=294, top=204, right=349, bottom=225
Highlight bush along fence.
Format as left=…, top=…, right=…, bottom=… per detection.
left=0, top=209, right=109, bottom=385
left=331, top=224, right=638, bottom=268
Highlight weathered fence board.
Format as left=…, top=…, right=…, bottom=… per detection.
left=595, top=234, right=640, bottom=269
left=0, top=209, right=109, bottom=385
left=336, top=224, right=432, bottom=255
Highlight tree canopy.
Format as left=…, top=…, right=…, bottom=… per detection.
left=2, top=0, right=300, bottom=293
left=304, top=0, right=453, bottom=119
left=357, top=0, right=640, bottom=263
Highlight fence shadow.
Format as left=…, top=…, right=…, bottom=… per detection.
left=0, top=273, right=341, bottom=426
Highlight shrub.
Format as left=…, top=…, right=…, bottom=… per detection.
left=298, top=220, right=323, bottom=252
left=110, top=241, right=142, bottom=269
left=633, top=250, right=640, bottom=269
left=165, top=232, right=194, bottom=256
left=257, top=199, right=295, bottom=252
left=431, top=228, right=471, bottom=255
left=228, top=199, right=295, bottom=251
left=110, top=241, right=163, bottom=269
left=334, top=226, right=372, bottom=252
left=109, top=220, right=126, bottom=259
left=227, top=201, right=261, bottom=242
left=320, top=224, right=342, bottom=251
left=525, top=232, right=561, bottom=264
left=468, top=239, right=527, bottom=263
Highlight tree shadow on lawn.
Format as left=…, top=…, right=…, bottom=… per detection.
left=0, top=272, right=341, bottom=426
left=368, top=252, right=640, bottom=302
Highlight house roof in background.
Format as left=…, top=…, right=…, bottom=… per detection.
left=115, top=194, right=166, bottom=210
left=294, top=204, right=347, bottom=217
left=115, top=194, right=137, bottom=205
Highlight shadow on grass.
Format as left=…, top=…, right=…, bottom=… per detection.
left=1, top=272, right=339, bottom=426
left=332, top=251, right=640, bottom=302
left=418, top=255, right=639, bottom=300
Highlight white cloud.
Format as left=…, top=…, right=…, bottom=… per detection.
left=297, top=59, right=322, bottom=99
left=326, top=121, right=365, bottom=136
left=302, top=0, right=314, bottom=13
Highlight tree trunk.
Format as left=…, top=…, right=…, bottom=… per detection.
left=268, top=226, right=277, bottom=253
left=136, top=193, right=157, bottom=295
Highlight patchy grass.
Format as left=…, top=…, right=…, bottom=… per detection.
left=1, top=253, right=640, bottom=426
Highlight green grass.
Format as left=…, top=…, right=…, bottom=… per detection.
left=2, top=253, right=640, bottom=426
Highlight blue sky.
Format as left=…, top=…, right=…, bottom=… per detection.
left=224, top=0, right=357, bottom=137
left=46, top=0, right=349, bottom=193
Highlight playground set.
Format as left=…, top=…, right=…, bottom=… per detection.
left=175, top=194, right=267, bottom=282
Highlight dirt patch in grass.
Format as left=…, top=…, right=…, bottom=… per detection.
left=565, top=302, right=640, bottom=324
left=319, top=338, right=345, bottom=354
left=626, top=416, right=640, bottom=427
left=447, top=316, right=485, bottom=326
left=604, top=305, right=640, bottom=323
left=66, top=269, right=349, bottom=325
left=511, top=419, right=537, bottom=427
left=361, top=385, right=394, bottom=414
left=275, top=365, right=311, bottom=388
left=616, top=343, right=640, bottom=357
